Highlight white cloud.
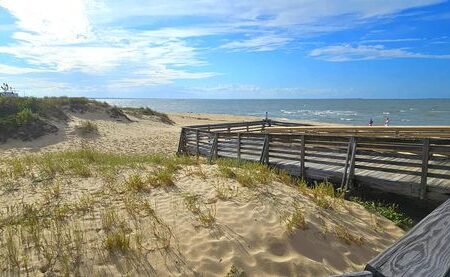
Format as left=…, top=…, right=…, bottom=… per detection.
left=221, top=35, right=292, bottom=52
left=309, top=44, right=450, bottom=62
left=360, top=38, right=422, bottom=43
left=0, top=0, right=216, bottom=85
left=188, top=84, right=338, bottom=98
left=0, top=0, right=93, bottom=45
left=0, top=64, right=44, bottom=74
left=0, top=0, right=447, bottom=91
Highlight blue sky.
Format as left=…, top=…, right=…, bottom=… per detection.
left=0, top=0, right=449, bottom=99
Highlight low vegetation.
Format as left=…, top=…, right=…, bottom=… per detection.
left=351, top=197, right=414, bottom=230
left=76, top=120, right=99, bottom=136
left=284, top=205, right=308, bottom=234
left=122, top=107, right=174, bottom=125
left=0, top=148, right=197, bottom=275
left=0, top=148, right=410, bottom=274
left=0, top=96, right=172, bottom=143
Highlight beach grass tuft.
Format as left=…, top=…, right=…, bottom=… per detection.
left=76, top=121, right=99, bottom=136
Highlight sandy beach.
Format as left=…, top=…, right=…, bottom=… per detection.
left=0, top=110, right=404, bottom=276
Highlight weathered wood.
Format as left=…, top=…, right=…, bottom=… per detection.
left=208, top=133, right=218, bottom=163
left=237, top=133, right=241, bottom=161
left=420, top=138, right=430, bottom=199
left=195, top=129, right=199, bottom=156
left=346, top=137, right=357, bottom=191
left=260, top=134, right=270, bottom=164
left=178, top=120, right=450, bottom=201
left=177, top=128, right=186, bottom=155
left=366, top=198, right=450, bottom=277
left=341, top=137, right=353, bottom=189
left=331, top=271, right=373, bottom=277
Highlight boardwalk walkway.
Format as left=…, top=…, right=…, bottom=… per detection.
left=178, top=120, right=450, bottom=201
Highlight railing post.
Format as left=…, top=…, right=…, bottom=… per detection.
left=260, top=134, right=270, bottom=164
left=346, top=137, right=357, bottom=191
left=214, top=133, right=219, bottom=159
left=195, top=129, right=199, bottom=156
left=341, top=137, right=352, bottom=189
left=246, top=124, right=249, bottom=132
left=177, top=128, right=186, bottom=155
left=420, top=138, right=430, bottom=200
left=237, top=133, right=241, bottom=162
left=300, top=135, right=306, bottom=178
left=208, top=133, right=218, bottom=164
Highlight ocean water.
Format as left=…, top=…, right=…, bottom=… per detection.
left=99, top=99, right=450, bottom=126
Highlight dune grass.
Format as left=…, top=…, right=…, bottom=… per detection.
left=0, top=148, right=410, bottom=274
left=0, top=148, right=194, bottom=275
left=350, top=197, right=414, bottom=230
left=76, top=121, right=99, bottom=136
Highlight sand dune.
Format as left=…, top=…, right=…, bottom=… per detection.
left=0, top=111, right=404, bottom=276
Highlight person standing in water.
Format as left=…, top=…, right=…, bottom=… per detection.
left=385, top=117, right=390, bottom=126
left=369, top=118, right=374, bottom=126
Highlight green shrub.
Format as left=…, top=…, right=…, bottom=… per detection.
left=16, top=108, right=35, bottom=123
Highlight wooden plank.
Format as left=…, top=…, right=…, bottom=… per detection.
left=346, top=137, right=357, bottom=191
left=331, top=271, right=373, bottom=277
left=208, top=133, right=218, bottom=163
left=195, top=129, right=199, bottom=156
left=259, top=134, right=270, bottom=164
left=177, top=128, right=186, bottom=155
left=420, top=138, right=430, bottom=199
left=341, top=137, right=352, bottom=189
left=300, top=135, right=306, bottom=178
left=237, top=133, right=241, bottom=162
left=366, top=198, right=450, bottom=277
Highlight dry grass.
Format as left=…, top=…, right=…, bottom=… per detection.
left=0, top=148, right=395, bottom=275
left=124, top=173, right=149, bottom=192
left=215, top=182, right=238, bottom=200
left=76, top=121, right=99, bottom=136
left=147, top=168, right=175, bottom=188
left=285, top=205, right=308, bottom=234
left=333, top=224, right=364, bottom=245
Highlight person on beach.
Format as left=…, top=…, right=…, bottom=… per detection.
left=369, top=118, right=374, bottom=126
left=384, top=117, right=390, bottom=126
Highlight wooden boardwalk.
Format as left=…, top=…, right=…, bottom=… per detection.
left=333, top=198, right=450, bottom=277
left=178, top=120, right=450, bottom=201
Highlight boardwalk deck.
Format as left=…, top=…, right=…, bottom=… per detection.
left=178, top=120, right=450, bottom=201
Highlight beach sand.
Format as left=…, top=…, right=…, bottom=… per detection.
left=0, top=111, right=403, bottom=276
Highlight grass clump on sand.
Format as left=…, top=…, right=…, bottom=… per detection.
left=76, top=121, right=99, bottom=136
left=147, top=168, right=175, bottom=188
left=284, top=205, right=308, bottom=234
left=351, top=197, right=414, bottom=230
left=124, top=174, right=148, bottom=192
left=226, top=264, right=246, bottom=277
left=333, top=224, right=364, bottom=245
left=122, top=107, right=175, bottom=125
left=182, top=193, right=217, bottom=227
left=310, top=181, right=341, bottom=210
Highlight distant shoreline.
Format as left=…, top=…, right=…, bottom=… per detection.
left=100, top=98, right=450, bottom=126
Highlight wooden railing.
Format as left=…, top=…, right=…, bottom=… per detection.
left=177, top=120, right=450, bottom=201
left=333, top=197, right=450, bottom=277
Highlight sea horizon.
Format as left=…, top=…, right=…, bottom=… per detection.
left=98, top=98, right=450, bottom=126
